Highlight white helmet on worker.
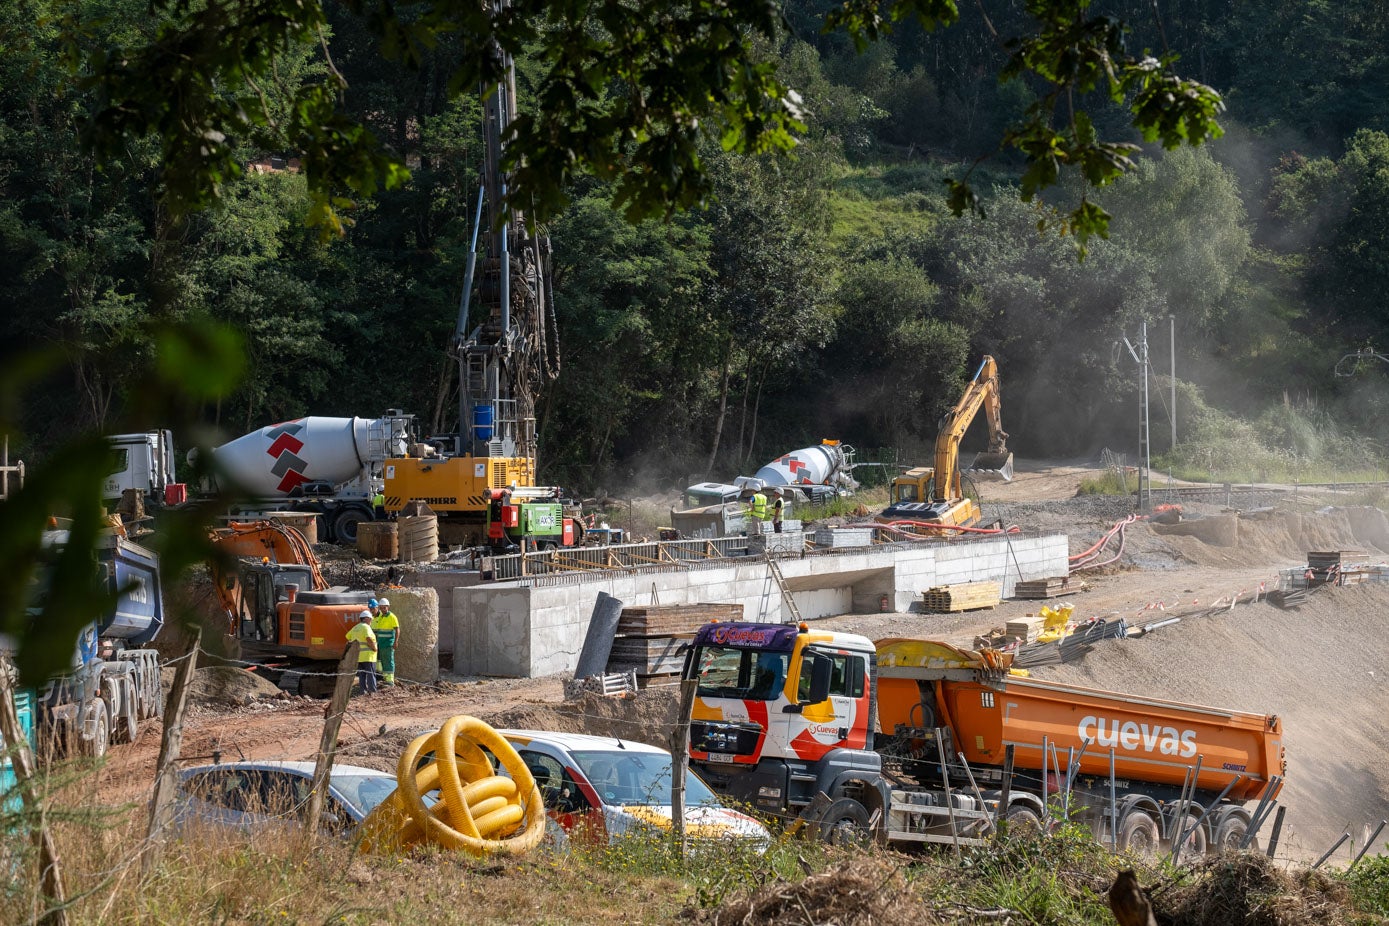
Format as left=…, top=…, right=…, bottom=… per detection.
left=357, top=609, right=373, bottom=622
left=377, top=597, right=390, bottom=608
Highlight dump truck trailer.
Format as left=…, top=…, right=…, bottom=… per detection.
left=685, top=623, right=1284, bottom=854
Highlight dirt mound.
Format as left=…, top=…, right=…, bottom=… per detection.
left=1149, top=506, right=1389, bottom=568
left=171, top=665, right=285, bottom=707
left=335, top=724, right=434, bottom=773
left=703, top=857, right=925, bottom=926
left=1033, top=583, right=1389, bottom=862
left=1155, top=854, right=1350, bottom=926
left=484, top=689, right=681, bottom=748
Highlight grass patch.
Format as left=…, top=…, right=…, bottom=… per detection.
left=1077, top=470, right=1131, bottom=496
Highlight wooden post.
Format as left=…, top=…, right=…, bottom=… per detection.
left=305, top=644, right=361, bottom=838
left=669, top=677, right=698, bottom=858
left=143, top=628, right=201, bottom=877
left=0, top=659, right=69, bottom=926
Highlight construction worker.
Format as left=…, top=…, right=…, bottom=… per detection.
left=747, top=488, right=769, bottom=525
left=771, top=490, right=784, bottom=534
left=345, top=610, right=379, bottom=696
left=372, top=596, right=401, bottom=686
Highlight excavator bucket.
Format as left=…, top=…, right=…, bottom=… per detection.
left=967, top=451, right=1014, bottom=482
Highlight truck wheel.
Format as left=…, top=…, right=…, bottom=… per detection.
left=117, top=677, right=139, bottom=743
left=1117, top=809, right=1161, bottom=856
left=1172, top=813, right=1208, bottom=862
left=817, top=798, right=872, bottom=846
left=1212, top=809, right=1253, bottom=854
left=82, top=700, right=110, bottom=759
left=1003, top=803, right=1043, bottom=835
left=332, top=507, right=370, bottom=544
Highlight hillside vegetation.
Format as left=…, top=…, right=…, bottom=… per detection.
left=4, top=1, right=1389, bottom=489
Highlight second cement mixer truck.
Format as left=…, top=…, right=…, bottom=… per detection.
left=104, top=412, right=412, bottom=543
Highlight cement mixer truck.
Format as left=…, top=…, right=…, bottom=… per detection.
left=105, top=412, right=412, bottom=543
left=685, top=622, right=1284, bottom=854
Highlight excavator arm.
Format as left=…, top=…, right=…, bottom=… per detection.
left=932, top=356, right=1011, bottom=503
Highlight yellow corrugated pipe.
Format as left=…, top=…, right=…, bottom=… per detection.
left=357, top=715, right=546, bottom=856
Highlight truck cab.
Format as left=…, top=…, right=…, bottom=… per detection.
left=685, top=622, right=884, bottom=819
left=104, top=430, right=180, bottom=506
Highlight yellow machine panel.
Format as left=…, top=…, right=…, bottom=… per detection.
left=382, top=455, right=535, bottom=514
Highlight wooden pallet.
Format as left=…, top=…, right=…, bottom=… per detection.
left=921, top=581, right=1001, bottom=613
left=615, top=603, right=743, bottom=637
left=1013, top=576, right=1086, bottom=599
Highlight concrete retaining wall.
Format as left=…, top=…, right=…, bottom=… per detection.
left=453, top=532, right=1068, bottom=678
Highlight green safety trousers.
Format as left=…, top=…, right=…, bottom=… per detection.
left=375, top=629, right=397, bottom=684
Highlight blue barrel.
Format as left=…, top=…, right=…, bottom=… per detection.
left=473, top=404, right=495, bottom=442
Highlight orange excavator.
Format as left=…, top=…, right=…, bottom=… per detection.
left=209, top=520, right=371, bottom=692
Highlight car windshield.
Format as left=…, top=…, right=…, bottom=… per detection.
left=693, top=645, right=788, bottom=701
left=331, top=774, right=398, bottom=816
left=571, top=750, right=721, bottom=807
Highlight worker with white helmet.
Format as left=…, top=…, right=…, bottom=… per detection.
left=372, top=596, right=401, bottom=686
left=345, top=609, right=379, bottom=696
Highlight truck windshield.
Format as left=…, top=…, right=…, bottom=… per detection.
left=693, top=646, right=788, bottom=701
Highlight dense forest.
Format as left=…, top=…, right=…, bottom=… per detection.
left=5, top=0, right=1389, bottom=491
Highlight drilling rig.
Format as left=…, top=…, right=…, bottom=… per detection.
left=382, top=10, right=568, bottom=548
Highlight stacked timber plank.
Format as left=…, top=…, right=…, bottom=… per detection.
left=1307, top=550, right=1370, bottom=587
left=1005, top=615, right=1046, bottom=644
left=921, top=581, right=1001, bottom=614
left=607, top=603, right=743, bottom=689
left=1013, top=576, right=1086, bottom=599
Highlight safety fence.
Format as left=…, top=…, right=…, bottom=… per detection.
left=1147, top=481, right=1389, bottom=510
left=479, top=528, right=1059, bottom=586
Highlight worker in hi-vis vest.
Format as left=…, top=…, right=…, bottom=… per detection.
left=371, top=596, right=401, bottom=686
left=747, top=490, right=769, bottom=523
left=345, top=610, right=379, bottom=696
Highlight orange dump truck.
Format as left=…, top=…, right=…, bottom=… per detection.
left=686, top=624, right=1285, bottom=853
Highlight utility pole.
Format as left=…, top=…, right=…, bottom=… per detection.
left=1169, top=315, right=1177, bottom=451
left=1123, top=324, right=1153, bottom=511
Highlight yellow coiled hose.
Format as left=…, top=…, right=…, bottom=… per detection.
left=358, top=715, right=546, bottom=856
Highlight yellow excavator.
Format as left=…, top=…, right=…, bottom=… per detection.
left=878, top=356, right=1013, bottom=531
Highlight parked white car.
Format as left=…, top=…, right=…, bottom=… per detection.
left=497, top=729, right=771, bottom=849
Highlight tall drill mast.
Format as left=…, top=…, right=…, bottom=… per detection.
left=453, top=12, right=559, bottom=469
